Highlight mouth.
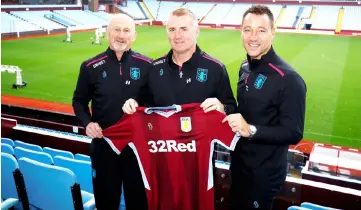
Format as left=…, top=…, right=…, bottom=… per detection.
left=174, top=41, right=184, bottom=45
left=248, top=43, right=260, bottom=48
left=115, top=40, right=126, bottom=44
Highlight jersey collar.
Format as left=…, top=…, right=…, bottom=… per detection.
left=106, top=47, right=132, bottom=64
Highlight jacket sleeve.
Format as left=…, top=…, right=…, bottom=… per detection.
left=252, top=74, right=306, bottom=145
left=216, top=64, right=237, bottom=115
left=72, top=62, right=92, bottom=128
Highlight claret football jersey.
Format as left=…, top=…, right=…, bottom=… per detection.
left=103, top=103, right=239, bottom=210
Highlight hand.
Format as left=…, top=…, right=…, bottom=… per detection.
left=222, top=114, right=251, bottom=137
left=86, top=122, right=103, bottom=138
left=200, top=98, right=225, bottom=114
left=122, top=98, right=139, bottom=114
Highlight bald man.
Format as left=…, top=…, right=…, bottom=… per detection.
left=73, top=14, right=152, bottom=210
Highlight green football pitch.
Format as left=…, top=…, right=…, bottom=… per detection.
left=2, top=26, right=361, bottom=148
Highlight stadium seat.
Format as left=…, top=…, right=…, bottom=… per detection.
left=43, top=147, right=74, bottom=159
left=1, top=143, right=14, bottom=155
left=1, top=153, right=20, bottom=210
left=288, top=207, right=312, bottom=210
left=301, top=202, right=340, bottom=210
left=1, top=138, right=14, bottom=147
left=75, top=153, right=91, bottom=162
left=14, top=147, right=53, bottom=165
left=18, top=157, right=96, bottom=210
left=14, top=140, right=43, bottom=152
left=54, top=156, right=93, bottom=194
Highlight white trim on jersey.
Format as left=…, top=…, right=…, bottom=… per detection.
left=103, top=137, right=151, bottom=190
left=103, top=137, right=121, bottom=155
left=207, top=133, right=240, bottom=190
left=144, top=105, right=182, bottom=118
left=128, top=143, right=151, bottom=190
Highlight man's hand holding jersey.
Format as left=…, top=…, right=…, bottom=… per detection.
left=122, top=98, right=139, bottom=114
left=86, top=122, right=103, bottom=138
left=222, top=114, right=251, bottom=137
left=200, top=98, right=225, bottom=114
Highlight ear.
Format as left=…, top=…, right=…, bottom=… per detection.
left=131, top=31, right=137, bottom=42
left=195, top=25, right=200, bottom=38
left=271, top=27, right=276, bottom=40
left=106, top=27, right=110, bottom=40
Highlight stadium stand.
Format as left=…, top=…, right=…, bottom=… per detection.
left=75, top=153, right=92, bottom=162
left=18, top=157, right=96, bottom=210
left=182, top=2, right=215, bottom=21
left=202, top=3, right=234, bottom=25
left=11, top=11, right=65, bottom=30
left=1, top=137, right=14, bottom=146
left=156, top=1, right=184, bottom=22
left=116, top=0, right=147, bottom=20
left=54, top=156, right=93, bottom=193
left=310, top=6, right=340, bottom=30
left=43, top=146, right=75, bottom=159
left=342, top=6, right=361, bottom=31
left=1, top=12, right=42, bottom=33
left=143, top=0, right=160, bottom=20
left=301, top=202, right=340, bottom=209
left=54, top=10, right=108, bottom=28
left=221, top=4, right=249, bottom=25
left=1, top=143, right=15, bottom=155
left=14, top=147, right=54, bottom=165
left=1, top=153, right=21, bottom=210
left=14, top=140, right=43, bottom=152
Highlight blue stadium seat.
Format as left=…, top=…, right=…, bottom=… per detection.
left=54, top=156, right=93, bottom=194
left=301, top=202, right=340, bottom=210
left=75, top=153, right=91, bottom=162
left=1, top=143, right=14, bottom=155
left=288, top=207, right=312, bottom=210
left=1, top=138, right=14, bottom=147
left=1, top=153, right=20, bottom=210
left=14, top=147, right=53, bottom=165
left=43, top=147, right=74, bottom=159
left=14, top=140, right=42, bottom=152
left=18, top=157, right=96, bottom=210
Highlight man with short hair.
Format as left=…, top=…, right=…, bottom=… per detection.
left=223, top=5, right=306, bottom=210
left=72, top=14, right=152, bottom=210
left=122, top=7, right=237, bottom=210
left=123, top=8, right=236, bottom=115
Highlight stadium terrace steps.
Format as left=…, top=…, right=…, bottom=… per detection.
left=140, top=1, right=154, bottom=21
left=335, top=8, right=345, bottom=33
left=275, top=6, right=286, bottom=28
left=53, top=10, right=84, bottom=25
left=199, top=3, right=216, bottom=23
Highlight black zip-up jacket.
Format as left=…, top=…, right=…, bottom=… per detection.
left=234, top=46, right=306, bottom=190
left=72, top=48, right=152, bottom=129
left=140, top=45, right=236, bottom=114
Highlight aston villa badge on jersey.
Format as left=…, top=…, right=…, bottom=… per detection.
left=180, top=117, right=192, bottom=132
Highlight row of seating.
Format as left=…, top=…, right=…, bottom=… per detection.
left=288, top=202, right=339, bottom=210
left=1, top=137, right=126, bottom=209
left=2, top=153, right=95, bottom=210
left=1, top=137, right=91, bottom=161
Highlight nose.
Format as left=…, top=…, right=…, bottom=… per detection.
left=250, top=31, right=258, bottom=41
left=174, top=30, right=182, bottom=39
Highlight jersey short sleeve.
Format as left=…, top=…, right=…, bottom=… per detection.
left=102, top=114, right=133, bottom=154
left=206, top=110, right=240, bottom=151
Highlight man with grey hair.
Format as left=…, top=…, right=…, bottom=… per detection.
left=72, top=13, right=152, bottom=210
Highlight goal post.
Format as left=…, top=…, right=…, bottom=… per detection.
left=1, top=65, right=27, bottom=89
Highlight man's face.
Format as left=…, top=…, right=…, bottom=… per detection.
left=166, top=15, right=199, bottom=54
left=107, top=18, right=136, bottom=53
left=241, top=13, right=275, bottom=59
